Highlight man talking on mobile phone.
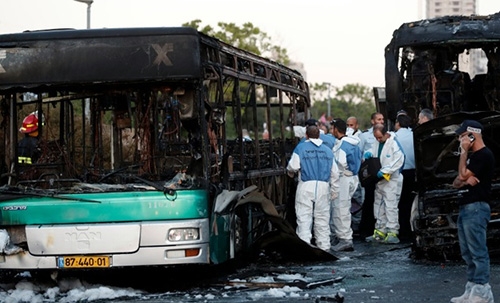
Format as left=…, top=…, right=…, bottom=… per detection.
left=451, top=120, right=495, bottom=303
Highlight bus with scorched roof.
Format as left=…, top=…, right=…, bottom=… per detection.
left=0, top=26, right=313, bottom=271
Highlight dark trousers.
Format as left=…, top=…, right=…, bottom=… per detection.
left=358, top=181, right=376, bottom=237
left=399, top=169, right=416, bottom=240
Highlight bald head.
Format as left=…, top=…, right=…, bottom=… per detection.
left=346, top=116, right=358, bottom=131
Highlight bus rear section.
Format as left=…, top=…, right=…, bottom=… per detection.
left=0, top=27, right=311, bottom=270
left=381, top=13, right=500, bottom=260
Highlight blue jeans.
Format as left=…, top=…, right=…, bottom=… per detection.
left=457, top=201, right=491, bottom=284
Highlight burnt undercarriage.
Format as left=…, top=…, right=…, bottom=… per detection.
left=412, top=184, right=500, bottom=261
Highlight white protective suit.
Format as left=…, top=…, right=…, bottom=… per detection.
left=368, top=132, right=405, bottom=234
left=287, top=138, right=340, bottom=251
left=331, top=136, right=362, bottom=242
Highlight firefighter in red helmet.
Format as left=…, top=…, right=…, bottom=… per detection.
left=18, top=112, right=41, bottom=164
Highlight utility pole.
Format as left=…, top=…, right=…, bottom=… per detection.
left=74, top=0, right=93, bottom=29
left=74, top=0, right=94, bottom=120
left=323, top=82, right=331, bottom=119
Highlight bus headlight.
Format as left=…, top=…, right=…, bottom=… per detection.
left=168, top=228, right=200, bottom=241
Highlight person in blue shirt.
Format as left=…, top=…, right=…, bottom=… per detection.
left=394, top=114, right=416, bottom=241
left=359, top=113, right=384, bottom=155
left=287, top=125, right=340, bottom=252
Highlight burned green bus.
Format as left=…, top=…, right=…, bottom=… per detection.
left=0, top=27, right=311, bottom=270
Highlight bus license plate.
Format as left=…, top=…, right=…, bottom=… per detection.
left=57, top=256, right=110, bottom=268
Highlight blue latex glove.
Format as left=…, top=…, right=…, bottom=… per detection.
left=364, top=151, right=372, bottom=159
left=377, top=171, right=384, bottom=178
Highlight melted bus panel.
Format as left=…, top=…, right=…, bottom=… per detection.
left=0, top=27, right=314, bottom=270
left=381, top=12, right=500, bottom=260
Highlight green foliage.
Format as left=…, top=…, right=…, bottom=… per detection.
left=182, top=20, right=290, bottom=65
left=310, top=83, right=376, bottom=130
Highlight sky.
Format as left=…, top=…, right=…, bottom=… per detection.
left=1, top=0, right=499, bottom=89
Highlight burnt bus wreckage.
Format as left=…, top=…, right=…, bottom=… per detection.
left=0, top=27, right=329, bottom=272
left=379, top=12, right=500, bottom=260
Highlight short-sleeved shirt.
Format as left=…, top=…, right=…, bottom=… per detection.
left=459, top=146, right=495, bottom=205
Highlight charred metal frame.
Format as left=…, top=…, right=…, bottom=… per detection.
left=384, top=12, right=500, bottom=124
left=382, top=12, right=500, bottom=260
left=0, top=27, right=310, bottom=260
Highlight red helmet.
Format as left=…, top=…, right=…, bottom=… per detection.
left=19, top=113, right=39, bottom=134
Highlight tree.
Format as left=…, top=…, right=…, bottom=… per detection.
left=336, top=84, right=373, bottom=104
left=182, top=20, right=290, bottom=65
left=309, top=83, right=376, bottom=130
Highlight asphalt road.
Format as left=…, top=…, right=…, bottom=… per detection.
left=2, top=238, right=499, bottom=302
left=167, top=238, right=500, bottom=303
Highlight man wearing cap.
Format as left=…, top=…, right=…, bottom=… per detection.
left=451, top=120, right=495, bottom=303
left=330, top=119, right=362, bottom=251
left=396, top=109, right=408, bottom=117
left=287, top=125, right=340, bottom=252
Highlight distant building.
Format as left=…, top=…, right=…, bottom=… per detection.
left=425, top=0, right=486, bottom=78
left=426, top=0, right=475, bottom=17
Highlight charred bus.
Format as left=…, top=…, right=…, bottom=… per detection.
left=0, top=27, right=311, bottom=270
left=379, top=12, right=500, bottom=260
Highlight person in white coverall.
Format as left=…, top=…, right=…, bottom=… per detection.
left=330, top=119, right=362, bottom=252
left=364, top=123, right=405, bottom=244
left=287, top=125, right=340, bottom=251
left=346, top=116, right=364, bottom=232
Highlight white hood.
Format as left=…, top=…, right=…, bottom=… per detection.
left=309, top=138, right=323, bottom=147
left=343, top=135, right=360, bottom=145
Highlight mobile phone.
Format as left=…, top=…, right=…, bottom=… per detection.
left=468, top=133, right=475, bottom=142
